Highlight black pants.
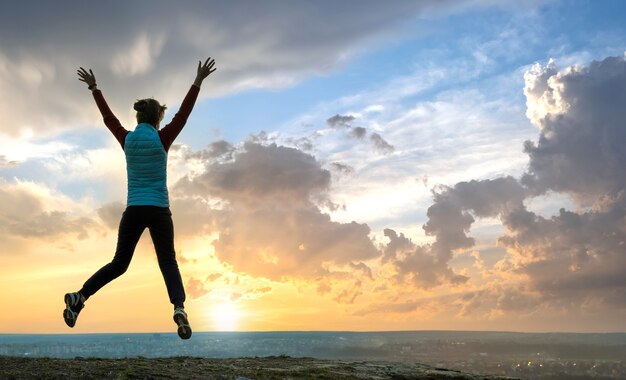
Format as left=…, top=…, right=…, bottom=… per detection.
left=80, top=206, right=186, bottom=308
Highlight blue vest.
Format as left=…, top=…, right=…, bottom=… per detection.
left=124, top=123, right=169, bottom=207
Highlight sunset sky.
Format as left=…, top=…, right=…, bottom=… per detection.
left=1, top=0, right=626, bottom=334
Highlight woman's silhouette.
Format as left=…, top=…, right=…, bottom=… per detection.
left=64, top=58, right=216, bottom=339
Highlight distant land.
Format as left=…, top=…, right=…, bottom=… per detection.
left=1, top=331, right=624, bottom=379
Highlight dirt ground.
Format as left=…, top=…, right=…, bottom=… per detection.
left=0, top=355, right=518, bottom=379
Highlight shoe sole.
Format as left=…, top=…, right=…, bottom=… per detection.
left=63, top=294, right=76, bottom=328
left=174, top=313, right=192, bottom=340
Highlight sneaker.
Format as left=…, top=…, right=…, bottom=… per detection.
left=63, top=292, right=84, bottom=328
left=173, top=307, right=192, bottom=340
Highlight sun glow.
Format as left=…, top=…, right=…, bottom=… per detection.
left=211, top=303, right=240, bottom=331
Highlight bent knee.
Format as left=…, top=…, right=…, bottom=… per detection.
left=109, top=260, right=131, bottom=276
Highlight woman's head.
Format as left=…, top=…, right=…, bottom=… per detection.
left=134, top=98, right=167, bottom=128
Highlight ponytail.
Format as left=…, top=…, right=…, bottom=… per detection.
left=134, top=98, right=166, bottom=127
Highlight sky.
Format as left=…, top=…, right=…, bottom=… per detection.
left=1, top=0, right=626, bottom=334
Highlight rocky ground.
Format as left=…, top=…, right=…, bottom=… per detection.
left=0, top=356, right=518, bottom=379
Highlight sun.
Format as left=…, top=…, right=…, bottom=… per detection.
left=211, top=303, right=240, bottom=331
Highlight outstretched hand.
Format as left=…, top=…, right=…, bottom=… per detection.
left=194, top=57, right=216, bottom=87
left=77, top=67, right=97, bottom=89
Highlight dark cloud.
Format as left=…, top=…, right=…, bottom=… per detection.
left=327, top=114, right=356, bottom=129
left=206, top=140, right=236, bottom=159
left=431, top=177, right=526, bottom=219
left=500, top=55, right=626, bottom=308
left=350, top=127, right=368, bottom=139
left=382, top=228, right=413, bottom=263
left=369, top=133, right=395, bottom=154
left=499, top=204, right=626, bottom=308
left=522, top=56, right=626, bottom=207
left=326, top=114, right=395, bottom=154
left=329, top=162, right=355, bottom=177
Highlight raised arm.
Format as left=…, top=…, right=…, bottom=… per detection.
left=159, top=58, right=217, bottom=151
left=77, top=67, right=128, bottom=148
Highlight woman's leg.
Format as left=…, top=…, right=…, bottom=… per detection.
left=148, top=207, right=186, bottom=308
left=80, top=207, right=145, bottom=299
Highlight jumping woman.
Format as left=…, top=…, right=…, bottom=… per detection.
left=64, top=58, right=216, bottom=339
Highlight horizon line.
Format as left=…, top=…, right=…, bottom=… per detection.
left=2, top=329, right=626, bottom=336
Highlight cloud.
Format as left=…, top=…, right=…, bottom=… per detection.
left=396, top=55, right=626, bottom=311
left=0, top=156, right=17, bottom=168
left=329, top=162, right=355, bottom=177
left=4, top=0, right=615, bottom=330
left=230, top=286, right=273, bottom=302
left=372, top=53, right=626, bottom=314
left=353, top=297, right=438, bottom=317
left=316, top=281, right=332, bottom=295
left=170, top=197, right=223, bottom=237
left=499, top=203, right=626, bottom=309
left=327, top=114, right=356, bottom=129
left=96, top=202, right=125, bottom=230
left=369, top=133, right=395, bottom=154
left=325, top=113, right=395, bottom=154
left=176, top=141, right=332, bottom=206
left=382, top=177, right=524, bottom=289
left=449, top=285, right=541, bottom=318
left=170, top=140, right=235, bottom=163
left=383, top=228, right=469, bottom=289
left=206, top=273, right=223, bottom=282
left=382, top=229, right=414, bottom=263
left=349, top=261, right=374, bottom=280
left=332, top=280, right=363, bottom=304
left=1, top=1, right=488, bottom=138
left=173, top=141, right=379, bottom=281
left=186, top=277, right=210, bottom=299
left=284, top=136, right=315, bottom=152
left=350, top=127, right=367, bottom=139
left=0, top=179, right=100, bottom=241
left=111, top=33, right=166, bottom=77
left=522, top=56, right=626, bottom=206
left=499, top=55, right=626, bottom=309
